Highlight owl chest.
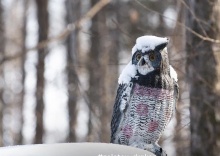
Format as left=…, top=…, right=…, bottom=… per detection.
left=122, top=84, right=174, bottom=133
left=129, top=84, right=172, bottom=113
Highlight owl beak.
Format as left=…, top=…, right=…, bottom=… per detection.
left=139, top=56, right=147, bottom=66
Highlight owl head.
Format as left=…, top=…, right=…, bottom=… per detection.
left=131, top=36, right=169, bottom=75
left=118, top=35, right=170, bottom=84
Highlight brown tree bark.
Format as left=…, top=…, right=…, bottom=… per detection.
left=17, top=0, right=29, bottom=145
left=34, top=0, right=49, bottom=144
left=87, top=0, right=119, bottom=142
left=172, top=2, right=190, bottom=156
left=65, top=0, right=80, bottom=142
left=99, top=1, right=119, bottom=142
left=0, top=0, right=5, bottom=147
left=215, top=1, right=220, bottom=154
left=87, top=0, right=102, bottom=141
left=185, top=0, right=220, bottom=155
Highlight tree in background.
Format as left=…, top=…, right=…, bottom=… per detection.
left=99, top=1, right=120, bottom=142
left=185, top=0, right=220, bottom=155
left=34, top=0, right=49, bottom=144
left=65, top=0, right=80, bottom=142
left=87, top=0, right=120, bottom=142
left=17, top=0, right=29, bottom=145
left=0, top=0, right=5, bottom=147
left=87, top=0, right=107, bottom=142
left=172, top=2, right=189, bottom=156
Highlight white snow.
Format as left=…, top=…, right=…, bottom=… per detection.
left=132, top=35, right=169, bottom=55
left=118, top=61, right=137, bottom=84
left=169, top=65, right=178, bottom=82
left=0, top=143, right=155, bottom=156
left=119, top=63, right=178, bottom=84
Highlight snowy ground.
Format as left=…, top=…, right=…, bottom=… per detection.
left=0, top=143, right=155, bottom=156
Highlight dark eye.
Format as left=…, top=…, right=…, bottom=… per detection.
left=136, top=53, right=142, bottom=61
left=149, top=53, right=155, bottom=61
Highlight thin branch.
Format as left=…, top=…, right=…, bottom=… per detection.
left=180, top=0, right=212, bottom=37
left=0, top=0, right=111, bottom=65
left=135, top=0, right=220, bottom=43
left=111, top=19, right=132, bottom=39
left=162, top=121, right=190, bottom=141
left=28, top=0, right=111, bottom=51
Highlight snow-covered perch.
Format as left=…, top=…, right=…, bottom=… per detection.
left=0, top=143, right=155, bottom=156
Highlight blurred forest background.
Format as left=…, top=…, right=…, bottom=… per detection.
left=0, top=0, right=220, bottom=156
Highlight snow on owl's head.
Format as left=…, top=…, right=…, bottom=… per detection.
left=131, top=35, right=169, bottom=75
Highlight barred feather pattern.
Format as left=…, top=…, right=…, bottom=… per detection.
left=115, top=83, right=174, bottom=148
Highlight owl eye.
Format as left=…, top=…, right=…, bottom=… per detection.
left=149, top=53, right=155, bottom=61
left=136, top=53, right=142, bottom=61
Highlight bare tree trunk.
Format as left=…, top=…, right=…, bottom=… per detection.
left=34, top=0, right=49, bottom=144
left=65, top=0, right=80, bottom=142
left=87, top=0, right=102, bottom=142
left=17, top=0, right=29, bottom=145
left=87, top=0, right=119, bottom=142
left=185, top=0, right=220, bottom=155
left=172, top=2, right=190, bottom=156
left=214, top=1, right=220, bottom=154
left=87, top=0, right=114, bottom=141
left=99, top=1, right=119, bottom=142
left=0, top=0, right=5, bottom=147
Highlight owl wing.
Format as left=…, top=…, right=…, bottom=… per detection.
left=165, top=65, right=179, bottom=126
left=168, top=79, right=179, bottom=125
left=173, top=80, right=179, bottom=111
left=110, top=83, right=133, bottom=143
left=165, top=78, right=179, bottom=126
left=169, top=65, right=179, bottom=113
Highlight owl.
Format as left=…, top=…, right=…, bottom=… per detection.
left=110, top=36, right=179, bottom=156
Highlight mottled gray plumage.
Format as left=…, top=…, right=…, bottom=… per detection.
left=111, top=36, right=179, bottom=156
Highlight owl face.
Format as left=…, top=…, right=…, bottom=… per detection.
left=132, top=42, right=167, bottom=75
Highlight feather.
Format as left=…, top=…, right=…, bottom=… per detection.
left=110, top=83, right=133, bottom=143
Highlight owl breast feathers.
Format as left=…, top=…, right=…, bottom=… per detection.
left=111, top=35, right=179, bottom=156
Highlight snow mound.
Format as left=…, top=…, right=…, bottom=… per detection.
left=170, top=65, right=178, bottom=82
left=0, top=143, right=155, bottom=156
left=118, top=61, right=137, bottom=84
left=132, top=35, right=169, bottom=55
